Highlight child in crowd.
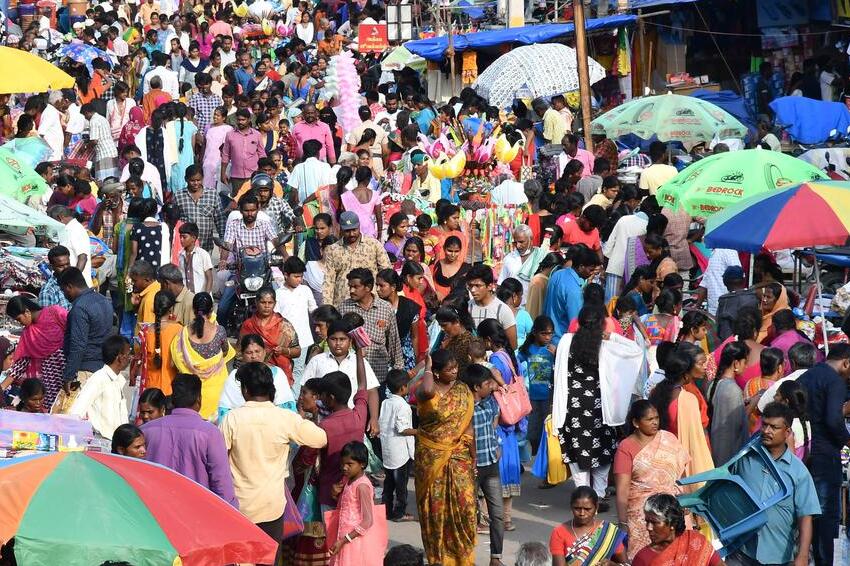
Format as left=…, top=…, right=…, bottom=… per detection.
left=68, top=336, right=131, bottom=445
left=745, top=347, right=784, bottom=433
left=17, top=378, right=45, bottom=413
left=71, top=179, right=98, bottom=227
left=306, top=304, right=341, bottom=361
left=177, top=222, right=214, bottom=294
left=378, top=369, right=416, bottom=522
left=497, top=277, right=533, bottom=347
left=329, top=441, right=383, bottom=564
left=277, top=118, right=296, bottom=163
left=276, top=256, right=318, bottom=385
left=517, top=315, right=555, bottom=455
left=463, top=363, right=505, bottom=564
left=138, top=387, right=168, bottom=423
left=415, top=213, right=438, bottom=260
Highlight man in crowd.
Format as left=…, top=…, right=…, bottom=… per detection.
left=143, top=374, right=238, bottom=507
left=48, top=205, right=92, bottom=286
left=81, top=102, right=120, bottom=182
left=498, top=224, right=543, bottom=305
left=143, top=51, right=180, bottom=99
left=544, top=246, right=601, bottom=343
left=639, top=141, right=678, bottom=196
left=157, top=263, right=195, bottom=327
left=322, top=211, right=392, bottom=306
left=532, top=97, right=567, bottom=146
left=466, top=263, right=517, bottom=350
left=288, top=139, right=334, bottom=206
left=345, top=105, right=388, bottom=177
left=221, top=108, right=266, bottom=194
left=576, top=158, right=609, bottom=202
left=173, top=163, right=226, bottom=253
left=291, top=104, right=336, bottom=163
left=558, top=133, right=594, bottom=179
left=715, top=266, right=759, bottom=340
left=188, top=72, right=223, bottom=136
left=39, top=245, right=72, bottom=309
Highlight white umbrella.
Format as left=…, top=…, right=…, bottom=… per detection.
left=473, top=43, right=606, bottom=109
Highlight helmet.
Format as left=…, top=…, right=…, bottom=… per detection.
left=250, top=173, right=274, bottom=192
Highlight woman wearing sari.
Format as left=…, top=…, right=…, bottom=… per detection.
left=203, top=106, right=232, bottom=191
left=414, top=349, right=476, bottom=566
left=645, top=234, right=678, bottom=285
left=170, top=292, right=235, bottom=420
left=5, top=297, right=67, bottom=409
left=304, top=166, right=351, bottom=230
left=550, top=486, right=627, bottom=566
left=648, top=345, right=714, bottom=485
left=640, top=288, right=682, bottom=346
left=435, top=305, right=476, bottom=376
left=396, top=237, right=439, bottom=309
left=239, top=288, right=300, bottom=384
left=431, top=235, right=471, bottom=301
left=114, top=198, right=144, bottom=338
left=757, top=282, right=788, bottom=343
left=430, top=204, right=468, bottom=263
left=632, top=494, right=722, bottom=566
left=613, top=401, right=689, bottom=560
left=712, top=307, right=764, bottom=390
left=142, top=289, right=182, bottom=395
left=623, top=213, right=668, bottom=283
left=400, top=261, right=430, bottom=360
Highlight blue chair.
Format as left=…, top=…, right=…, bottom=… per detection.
left=676, top=435, right=792, bottom=557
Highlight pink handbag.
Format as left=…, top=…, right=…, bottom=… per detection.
left=491, top=352, right=531, bottom=426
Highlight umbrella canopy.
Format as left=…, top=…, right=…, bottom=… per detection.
left=0, top=451, right=278, bottom=566
left=1, top=138, right=52, bottom=169
left=0, top=193, right=64, bottom=239
left=0, top=148, right=49, bottom=203
left=59, top=42, right=112, bottom=75
left=703, top=181, right=850, bottom=252
left=591, top=93, right=748, bottom=149
left=655, top=149, right=827, bottom=217
left=380, top=45, right=427, bottom=73
left=473, top=43, right=606, bottom=109
left=0, top=46, right=75, bottom=94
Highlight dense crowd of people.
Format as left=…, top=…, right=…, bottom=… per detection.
left=0, top=1, right=847, bottom=565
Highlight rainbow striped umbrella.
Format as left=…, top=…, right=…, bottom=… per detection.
left=0, top=451, right=277, bottom=566
left=704, top=181, right=850, bottom=252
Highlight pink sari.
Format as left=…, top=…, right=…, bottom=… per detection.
left=15, top=305, right=68, bottom=376
left=118, top=106, right=146, bottom=156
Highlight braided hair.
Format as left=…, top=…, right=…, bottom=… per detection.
left=152, top=290, right=177, bottom=368
left=192, top=292, right=214, bottom=339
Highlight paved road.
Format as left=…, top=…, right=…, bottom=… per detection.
left=385, top=470, right=617, bottom=564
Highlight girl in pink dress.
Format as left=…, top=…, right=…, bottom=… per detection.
left=340, top=166, right=383, bottom=239
left=330, top=441, right=382, bottom=566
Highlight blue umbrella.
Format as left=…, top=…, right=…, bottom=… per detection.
left=59, top=42, right=112, bottom=75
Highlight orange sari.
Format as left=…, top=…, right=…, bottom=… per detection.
left=240, top=313, right=297, bottom=383
left=143, top=321, right=182, bottom=395
left=654, top=530, right=717, bottom=566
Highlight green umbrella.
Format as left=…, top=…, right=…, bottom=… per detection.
left=656, top=149, right=828, bottom=217
left=591, top=93, right=748, bottom=149
left=0, top=192, right=65, bottom=240
left=0, top=147, right=49, bottom=203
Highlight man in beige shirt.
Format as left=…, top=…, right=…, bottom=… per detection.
left=158, top=263, right=195, bottom=327
left=220, top=362, right=327, bottom=555
left=639, top=140, right=679, bottom=196
left=322, top=211, right=392, bottom=306
left=345, top=105, right=389, bottom=178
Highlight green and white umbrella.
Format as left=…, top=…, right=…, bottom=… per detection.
left=0, top=147, right=49, bottom=203
left=0, top=193, right=65, bottom=240
left=591, top=93, right=748, bottom=150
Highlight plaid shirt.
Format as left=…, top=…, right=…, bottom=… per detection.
left=262, top=196, right=295, bottom=234
left=621, top=153, right=652, bottom=168
left=188, top=92, right=224, bottom=135
left=473, top=396, right=500, bottom=467
left=338, top=296, right=404, bottom=382
left=88, top=114, right=117, bottom=160
left=223, top=218, right=277, bottom=267
left=39, top=275, right=72, bottom=310
left=173, top=188, right=226, bottom=252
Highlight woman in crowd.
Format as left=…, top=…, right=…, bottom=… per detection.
left=524, top=252, right=561, bottom=320
left=431, top=204, right=467, bottom=262
left=179, top=41, right=209, bottom=87
left=240, top=287, right=300, bottom=383
left=138, top=387, right=168, bottom=423
left=6, top=296, right=67, bottom=409
left=644, top=233, right=677, bottom=285
left=128, top=198, right=165, bottom=270
left=770, top=309, right=818, bottom=373
left=435, top=304, right=475, bottom=376
left=170, top=292, right=234, bottom=420
left=431, top=235, right=471, bottom=301
left=107, top=81, right=137, bottom=142
left=111, top=424, right=147, bottom=458
left=414, top=349, right=476, bottom=566
left=715, top=307, right=764, bottom=390
left=649, top=347, right=714, bottom=482
left=623, top=212, right=667, bottom=282
left=218, top=333, right=296, bottom=421
left=774, top=380, right=812, bottom=461
left=384, top=212, right=409, bottom=262
left=396, top=236, right=438, bottom=306
left=304, top=235, right=337, bottom=307
left=632, top=494, right=721, bottom=566
left=678, top=310, right=716, bottom=383
left=549, top=486, right=627, bottom=566
left=340, top=166, right=382, bottom=239
left=478, top=318, right=522, bottom=530
left=400, top=260, right=429, bottom=359
left=167, top=103, right=198, bottom=193
left=143, top=289, right=182, bottom=395
left=618, top=266, right=655, bottom=317
left=758, top=282, right=789, bottom=343
left=613, top=400, right=689, bottom=560
left=203, top=106, right=233, bottom=191
left=376, top=269, right=421, bottom=372
left=641, top=288, right=682, bottom=346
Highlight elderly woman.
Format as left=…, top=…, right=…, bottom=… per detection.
left=632, top=494, right=722, bottom=566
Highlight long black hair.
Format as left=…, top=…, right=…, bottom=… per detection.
left=569, top=306, right=605, bottom=367
left=152, top=289, right=177, bottom=368
left=648, top=347, right=695, bottom=431
left=477, top=318, right=518, bottom=372
left=776, top=380, right=810, bottom=462
left=519, top=315, right=554, bottom=357
left=191, top=292, right=214, bottom=338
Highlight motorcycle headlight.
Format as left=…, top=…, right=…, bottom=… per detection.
left=244, top=276, right=264, bottom=292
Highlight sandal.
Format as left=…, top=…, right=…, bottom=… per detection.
left=392, top=513, right=416, bottom=522
left=477, top=523, right=490, bottom=534
left=504, top=521, right=516, bottom=532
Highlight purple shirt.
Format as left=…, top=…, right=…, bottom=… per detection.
left=141, top=408, right=238, bottom=507
left=292, top=120, right=336, bottom=163
left=222, top=127, right=266, bottom=179
left=771, top=330, right=821, bottom=374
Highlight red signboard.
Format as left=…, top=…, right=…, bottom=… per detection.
left=358, top=24, right=389, bottom=53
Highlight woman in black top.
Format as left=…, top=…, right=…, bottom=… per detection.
left=376, top=268, right=421, bottom=371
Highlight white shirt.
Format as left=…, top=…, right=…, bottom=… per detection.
left=178, top=246, right=213, bottom=293
left=38, top=104, right=64, bottom=162
left=219, top=48, right=237, bottom=69
left=289, top=157, right=334, bottom=204
left=490, top=180, right=529, bottom=206
left=299, top=351, right=380, bottom=407
left=143, top=66, right=180, bottom=99
left=760, top=133, right=781, bottom=151
left=378, top=393, right=415, bottom=469
left=68, top=364, right=127, bottom=439
left=65, top=103, right=86, bottom=135
left=60, top=218, right=92, bottom=286
left=112, top=36, right=129, bottom=57
left=757, top=369, right=807, bottom=413
left=603, top=212, right=648, bottom=277
left=698, top=248, right=741, bottom=315
left=374, top=109, right=400, bottom=132
left=219, top=365, right=296, bottom=414
left=498, top=250, right=530, bottom=304
left=274, top=284, right=317, bottom=348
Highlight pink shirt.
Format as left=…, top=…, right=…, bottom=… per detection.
left=292, top=120, right=337, bottom=163
left=222, top=127, right=265, bottom=179
left=558, top=147, right=595, bottom=179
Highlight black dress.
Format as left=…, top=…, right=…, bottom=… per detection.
left=557, top=356, right=617, bottom=470
left=131, top=223, right=163, bottom=269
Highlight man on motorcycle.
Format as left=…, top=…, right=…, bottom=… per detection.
left=217, top=191, right=288, bottom=326
left=253, top=172, right=296, bottom=235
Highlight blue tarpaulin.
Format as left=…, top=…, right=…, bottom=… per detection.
left=593, top=0, right=698, bottom=7
left=690, top=89, right=757, bottom=137
left=404, top=14, right=637, bottom=62
left=770, top=96, right=850, bottom=144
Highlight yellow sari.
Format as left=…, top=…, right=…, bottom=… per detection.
left=414, top=380, right=476, bottom=566
left=676, top=389, right=714, bottom=492
left=170, top=327, right=235, bottom=420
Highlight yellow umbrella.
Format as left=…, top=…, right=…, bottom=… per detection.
left=0, top=47, right=76, bottom=94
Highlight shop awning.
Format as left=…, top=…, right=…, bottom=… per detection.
left=404, top=13, right=637, bottom=62
left=618, top=0, right=699, bottom=8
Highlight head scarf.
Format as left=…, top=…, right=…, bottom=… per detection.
left=118, top=106, right=146, bottom=154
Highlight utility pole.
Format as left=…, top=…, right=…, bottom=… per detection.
left=574, top=0, right=594, bottom=151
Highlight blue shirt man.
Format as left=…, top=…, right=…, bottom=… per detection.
left=727, top=402, right=820, bottom=566
left=542, top=247, right=600, bottom=344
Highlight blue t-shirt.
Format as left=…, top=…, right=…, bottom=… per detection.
left=517, top=344, right=554, bottom=401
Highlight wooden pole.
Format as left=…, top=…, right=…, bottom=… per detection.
left=574, top=0, right=593, bottom=151
left=447, top=5, right=456, bottom=97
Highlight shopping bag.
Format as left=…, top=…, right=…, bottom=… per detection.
left=282, top=486, right=304, bottom=540
left=364, top=435, right=383, bottom=475
left=531, top=427, right=549, bottom=479
left=545, top=416, right=568, bottom=485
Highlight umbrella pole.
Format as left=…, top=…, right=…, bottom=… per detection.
left=815, top=258, right=830, bottom=356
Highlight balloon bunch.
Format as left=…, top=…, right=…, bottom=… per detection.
left=325, top=52, right=361, bottom=134
left=428, top=151, right=467, bottom=180
left=493, top=134, right=521, bottom=163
